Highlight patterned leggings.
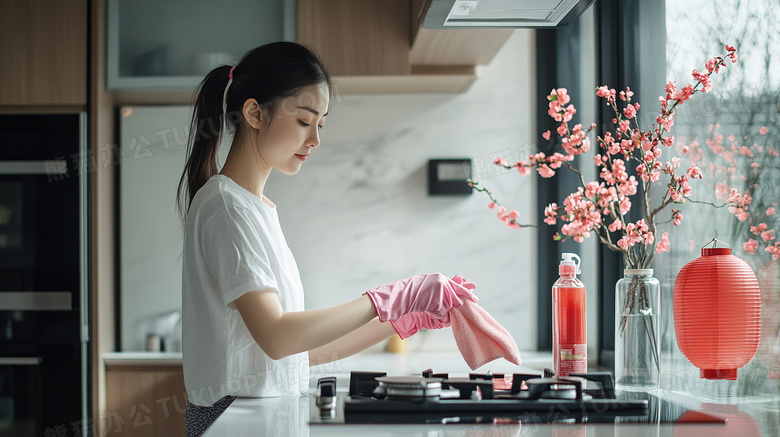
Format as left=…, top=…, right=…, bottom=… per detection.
left=185, top=396, right=236, bottom=437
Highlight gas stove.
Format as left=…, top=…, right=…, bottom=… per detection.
left=309, top=369, right=728, bottom=425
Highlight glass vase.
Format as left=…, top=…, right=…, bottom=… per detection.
left=615, top=268, right=661, bottom=391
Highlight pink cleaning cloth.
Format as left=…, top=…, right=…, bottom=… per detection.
left=450, top=300, right=523, bottom=370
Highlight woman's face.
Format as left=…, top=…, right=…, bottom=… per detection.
left=258, top=82, right=330, bottom=175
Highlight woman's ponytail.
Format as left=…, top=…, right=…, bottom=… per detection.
left=177, top=65, right=232, bottom=219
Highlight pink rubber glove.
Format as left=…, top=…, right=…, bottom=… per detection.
left=451, top=274, right=477, bottom=292
left=364, top=273, right=477, bottom=322
left=390, top=274, right=479, bottom=339
left=391, top=312, right=451, bottom=339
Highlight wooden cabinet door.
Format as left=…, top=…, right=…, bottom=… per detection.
left=0, top=0, right=87, bottom=106
left=105, top=366, right=188, bottom=437
left=297, top=0, right=410, bottom=76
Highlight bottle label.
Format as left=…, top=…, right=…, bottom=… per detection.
left=559, top=343, right=587, bottom=376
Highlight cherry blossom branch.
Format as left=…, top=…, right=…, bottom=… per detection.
left=469, top=45, right=739, bottom=266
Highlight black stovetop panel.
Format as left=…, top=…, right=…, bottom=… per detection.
left=309, top=370, right=728, bottom=426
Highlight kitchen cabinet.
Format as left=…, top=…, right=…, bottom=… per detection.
left=0, top=0, right=87, bottom=106
left=105, top=363, right=187, bottom=437
left=106, top=0, right=296, bottom=91
left=297, top=0, right=514, bottom=94
left=298, top=0, right=410, bottom=76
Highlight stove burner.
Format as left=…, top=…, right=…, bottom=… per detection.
left=374, top=376, right=443, bottom=399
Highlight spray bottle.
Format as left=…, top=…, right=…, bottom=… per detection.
left=553, top=253, right=587, bottom=377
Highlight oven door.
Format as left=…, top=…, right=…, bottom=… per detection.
left=0, top=161, right=81, bottom=344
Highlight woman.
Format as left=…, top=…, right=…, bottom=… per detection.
left=177, top=41, right=476, bottom=436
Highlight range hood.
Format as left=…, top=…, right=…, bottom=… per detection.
left=420, top=0, right=597, bottom=29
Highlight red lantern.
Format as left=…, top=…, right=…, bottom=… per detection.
left=673, top=241, right=761, bottom=380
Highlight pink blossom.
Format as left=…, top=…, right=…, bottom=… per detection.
left=737, top=211, right=750, bottom=221
left=761, top=230, right=776, bottom=242
left=725, top=45, right=738, bottom=63
left=686, top=166, right=702, bottom=179
left=549, top=106, right=562, bottom=121
left=673, top=210, right=683, bottom=226
left=623, top=104, right=636, bottom=119
left=596, top=86, right=616, bottom=103
left=743, top=239, right=759, bottom=254
left=766, top=243, right=780, bottom=261
left=617, top=236, right=631, bottom=250
left=563, top=105, right=576, bottom=122
left=507, top=210, right=519, bottom=221
left=549, top=88, right=571, bottom=105
left=705, top=56, right=721, bottom=74
left=543, top=130, right=551, bottom=140
left=516, top=162, right=531, bottom=176
left=608, top=219, right=624, bottom=232
left=675, top=83, right=694, bottom=103
left=670, top=188, right=682, bottom=202
left=641, top=167, right=661, bottom=183
left=488, top=202, right=496, bottom=209
left=643, top=231, right=655, bottom=246
left=759, top=126, right=769, bottom=136
left=680, top=179, right=692, bottom=197
left=537, top=164, right=556, bottom=178
left=618, top=87, right=634, bottom=101
left=655, top=232, right=670, bottom=253
left=657, top=114, right=675, bottom=131
left=618, top=119, right=631, bottom=133
left=619, top=197, right=631, bottom=215
left=585, top=182, right=600, bottom=199
left=768, top=207, right=777, bottom=216
left=618, top=176, right=638, bottom=197
left=494, top=157, right=507, bottom=166
left=557, top=123, right=567, bottom=136
left=544, top=203, right=558, bottom=225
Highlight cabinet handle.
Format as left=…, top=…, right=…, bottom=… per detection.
left=0, top=357, right=41, bottom=366
left=0, top=292, right=72, bottom=310
left=0, top=160, right=68, bottom=175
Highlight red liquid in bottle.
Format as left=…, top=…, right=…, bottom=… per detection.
left=553, top=254, right=586, bottom=377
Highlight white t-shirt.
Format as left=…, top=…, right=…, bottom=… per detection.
left=182, top=174, right=309, bottom=406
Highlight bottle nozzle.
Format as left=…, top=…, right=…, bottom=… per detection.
left=560, top=253, right=581, bottom=275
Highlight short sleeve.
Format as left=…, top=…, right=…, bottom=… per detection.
left=200, top=206, right=280, bottom=307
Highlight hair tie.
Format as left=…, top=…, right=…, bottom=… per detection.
left=228, top=63, right=237, bottom=80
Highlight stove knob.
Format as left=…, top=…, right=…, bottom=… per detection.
left=316, top=377, right=337, bottom=410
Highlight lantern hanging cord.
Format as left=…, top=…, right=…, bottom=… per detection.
left=704, top=238, right=731, bottom=249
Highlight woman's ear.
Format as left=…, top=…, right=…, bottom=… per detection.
left=242, top=99, right=264, bottom=129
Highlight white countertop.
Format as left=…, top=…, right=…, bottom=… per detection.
left=203, top=351, right=780, bottom=436
left=103, top=351, right=182, bottom=366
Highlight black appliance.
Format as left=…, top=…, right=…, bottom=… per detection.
left=0, top=113, right=89, bottom=436
left=310, top=369, right=727, bottom=426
